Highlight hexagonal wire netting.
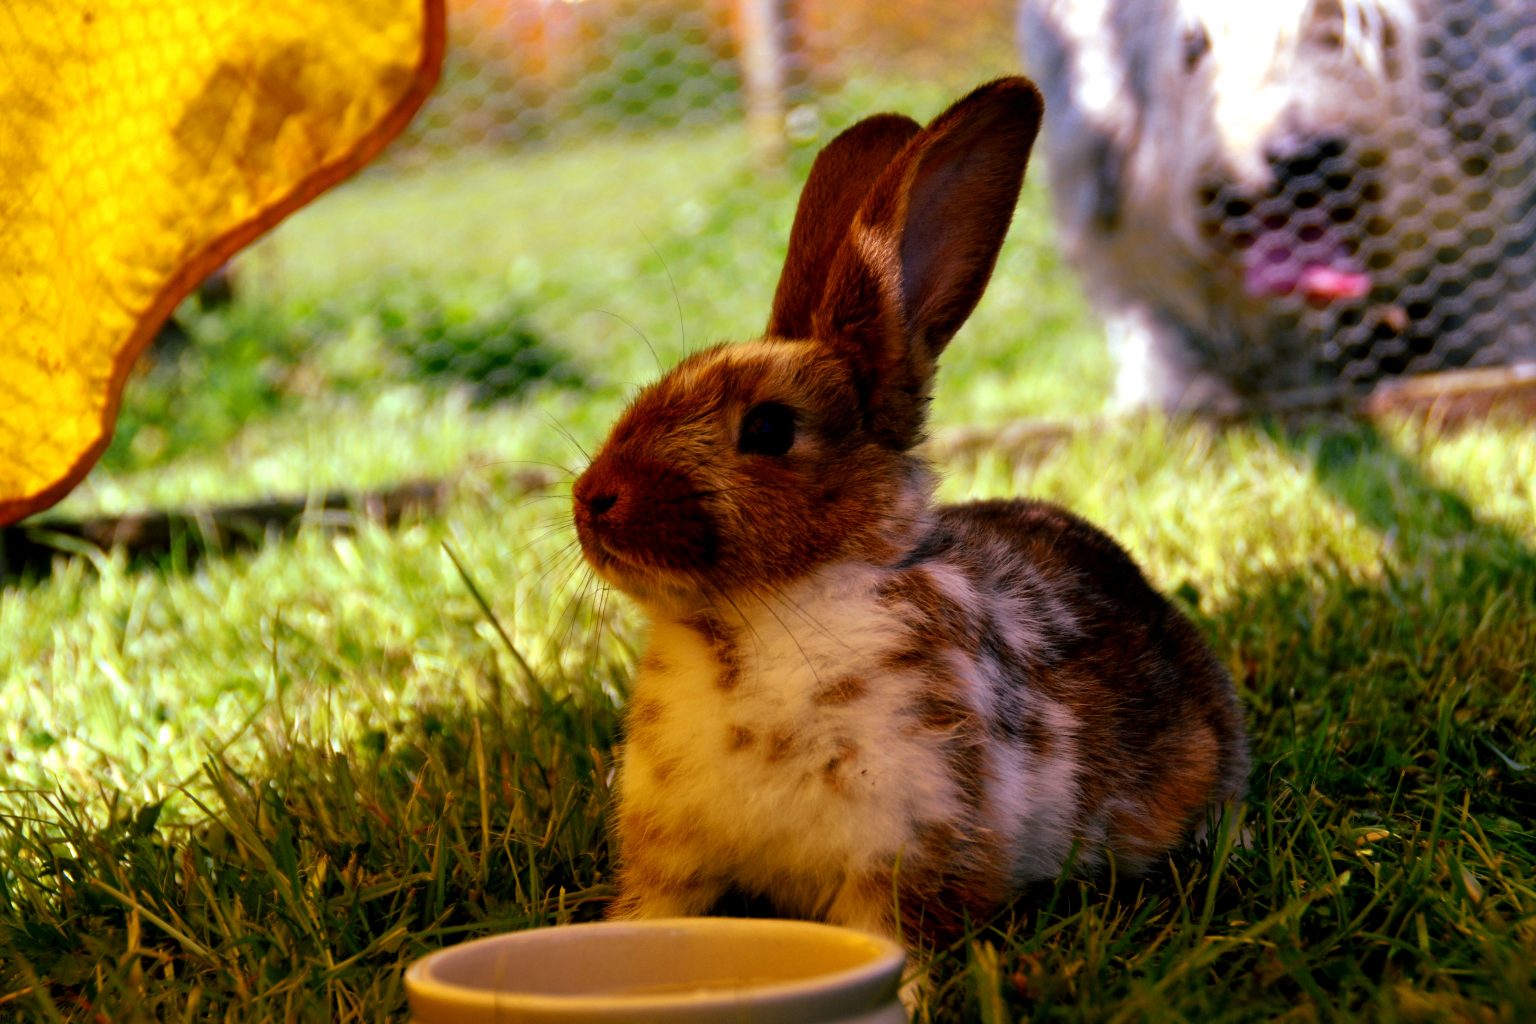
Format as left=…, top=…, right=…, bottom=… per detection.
left=1187, top=0, right=1536, bottom=397
left=273, top=0, right=1536, bottom=419
left=1019, top=0, right=1536, bottom=406
left=401, top=0, right=1019, bottom=158
left=249, top=0, right=1039, bottom=423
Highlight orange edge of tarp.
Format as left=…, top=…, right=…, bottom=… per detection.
left=0, top=0, right=449, bottom=528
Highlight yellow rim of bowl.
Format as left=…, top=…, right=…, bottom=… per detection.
left=403, top=917, right=906, bottom=1014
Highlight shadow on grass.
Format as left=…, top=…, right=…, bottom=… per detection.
left=1268, top=415, right=1534, bottom=820
left=1098, top=419, right=1536, bottom=1020
left=0, top=671, right=622, bottom=1022
left=0, top=481, right=459, bottom=584
left=917, top=417, right=1536, bottom=1020
left=1256, top=419, right=1536, bottom=768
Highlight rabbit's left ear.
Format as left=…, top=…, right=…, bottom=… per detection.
left=768, top=113, right=921, bottom=340
left=813, top=77, right=1043, bottom=449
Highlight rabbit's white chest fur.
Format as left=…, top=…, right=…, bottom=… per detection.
left=615, top=558, right=1084, bottom=925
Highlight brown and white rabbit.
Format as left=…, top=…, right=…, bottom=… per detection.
left=572, top=78, right=1249, bottom=945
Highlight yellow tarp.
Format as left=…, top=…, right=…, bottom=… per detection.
left=0, top=0, right=446, bottom=525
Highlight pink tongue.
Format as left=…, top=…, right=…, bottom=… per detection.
left=1294, top=264, right=1371, bottom=300
left=1244, top=256, right=1370, bottom=301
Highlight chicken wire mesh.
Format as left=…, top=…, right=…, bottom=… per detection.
left=230, top=0, right=1047, bottom=433
left=1192, top=0, right=1536, bottom=397
left=1017, top=0, right=1536, bottom=412
left=248, top=0, right=1536, bottom=424
left=400, top=0, right=1019, bottom=157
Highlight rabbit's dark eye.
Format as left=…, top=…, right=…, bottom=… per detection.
left=738, top=402, right=796, bottom=456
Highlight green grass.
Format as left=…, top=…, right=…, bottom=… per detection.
left=3, top=97, right=1535, bottom=1020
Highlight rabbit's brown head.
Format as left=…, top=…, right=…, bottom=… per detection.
left=574, top=79, right=1044, bottom=613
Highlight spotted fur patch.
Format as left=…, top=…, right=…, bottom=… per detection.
left=914, top=818, right=961, bottom=861
left=822, top=737, right=861, bottom=792
left=813, top=674, right=869, bottom=705
left=877, top=568, right=983, bottom=651
left=628, top=697, right=664, bottom=725
left=624, top=697, right=665, bottom=756
left=1016, top=709, right=1054, bottom=760
left=911, top=690, right=973, bottom=732
left=683, top=613, right=741, bottom=691
left=766, top=728, right=796, bottom=763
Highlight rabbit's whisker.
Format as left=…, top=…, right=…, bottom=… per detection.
left=743, top=586, right=824, bottom=687
left=642, top=232, right=688, bottom=363
left=467, top=456, right=580, bottom=479
left=762, top=586, right=847, bottom=652
left=592, top=307, right=663, bottom=373
left=543, top=412, right=592, bottom=462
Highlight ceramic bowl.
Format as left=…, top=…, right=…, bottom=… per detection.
left=404, top=917, right=907, bottom=1023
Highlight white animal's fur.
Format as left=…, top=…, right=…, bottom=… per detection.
left=1020, top=0, right=1536, bottom=408
left=617, top=557, right=1085, bottom=933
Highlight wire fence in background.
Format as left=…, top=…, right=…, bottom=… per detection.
left=259, top=0, right=1536, bottom=421
left=1209, top=0, right=1536, bottom=394
left=398, top=0, right=1019, bottom=163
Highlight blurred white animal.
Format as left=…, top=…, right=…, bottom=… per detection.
left=1020, top=0, right=1536, bottom=410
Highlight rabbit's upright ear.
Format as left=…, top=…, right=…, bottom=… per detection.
left=816, top=78, right=1043, bottom=449
left=767, top=114, right=921, bottom=339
